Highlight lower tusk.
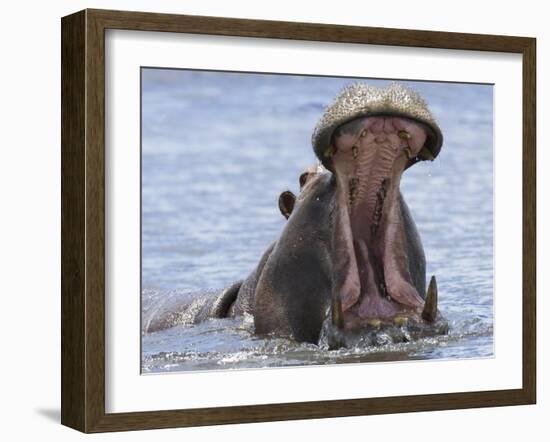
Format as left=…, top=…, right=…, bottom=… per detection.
left=422, top=275, right=438, bottom=322
left=332, top=294, right=344, bottom=329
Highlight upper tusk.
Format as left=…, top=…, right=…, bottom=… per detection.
left=324, top=145, right=336, bottom=159
left=418, top=146, right=435, bottom=161
left=398, top=130, right=411, bottom=140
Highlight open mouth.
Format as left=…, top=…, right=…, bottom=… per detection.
left=326, top=115, right=439, bottom=331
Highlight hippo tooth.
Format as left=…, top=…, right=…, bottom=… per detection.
left=367, top=319, right=382, bottom=328
left=404, top=146, right=414, bottom=160
left=393, top=316, right=408, bottom=327
left=398, top=130, right=411, bottom=140
left=331, top=294, right=344, bottom=329
left=324, top=145, right=335, bottom=159
left=422, top=275, right=438, bottom=322
left=418, top=145, right=435, bottom=161
left=352, top=145, right=359, bottom=159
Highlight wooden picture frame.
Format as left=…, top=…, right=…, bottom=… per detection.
left=61, top=8, right=536, bottom=433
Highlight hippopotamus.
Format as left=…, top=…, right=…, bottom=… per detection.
left=145, top=82, right=449, bottom=348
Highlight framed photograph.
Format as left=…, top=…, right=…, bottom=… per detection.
left=61, top=9, right=536, bottom=433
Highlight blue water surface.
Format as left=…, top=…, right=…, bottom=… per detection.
left=141, top=69, right=494, bottom=373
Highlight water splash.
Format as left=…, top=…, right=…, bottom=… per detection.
left=142, top=289, right=493, bottom=374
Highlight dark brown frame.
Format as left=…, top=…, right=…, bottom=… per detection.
left=61, top=8, right=536, bottom=433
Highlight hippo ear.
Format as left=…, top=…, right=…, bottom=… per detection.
left=299, top=172, right=309, bottom=188
left=299, top=171, right=315, bottom=189
left=300, top=164, right=323, bottom=189
left=278, top=190, right=296, bottom=219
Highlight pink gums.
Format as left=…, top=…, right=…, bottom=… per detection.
left=331, top=116, right=427, bottom=322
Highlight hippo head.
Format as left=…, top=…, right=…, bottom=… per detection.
left=309, top=83, right=448, bottom=348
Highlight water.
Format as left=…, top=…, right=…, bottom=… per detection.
left=141, top=69, right=494, bottom=373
